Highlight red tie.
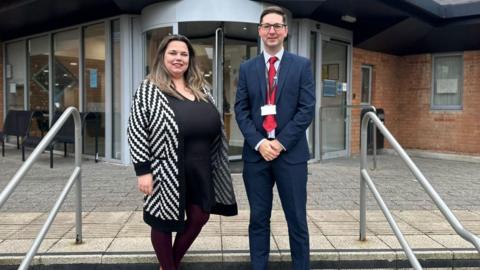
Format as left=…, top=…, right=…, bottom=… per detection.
left=263, top=56, right=278, bottom=133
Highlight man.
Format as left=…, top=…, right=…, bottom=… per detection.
left=234, top=6, right=315, bottom=270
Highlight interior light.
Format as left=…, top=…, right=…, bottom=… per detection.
left=341, top=15, right=356, bottom=23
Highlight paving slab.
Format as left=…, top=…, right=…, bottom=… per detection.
left=378, top=234, right=445, bottom=249
left=0, top=239, right=58, bottom=254
left=117, top=223, right=150, bottom=238
left=326, top=235, right=391, bottom=250
left=190, top=236, right=222, bottom=251
left=1, top=152, right=480, bottom=268
left=0, top=212, right=43, bottom=225
left=7, top=224, right=73, bottom=239
left=47, top=238, right=113, bottom=253
left=106, top=237, right=154, bottom=252
left=428, top=234, right=475, bottom=249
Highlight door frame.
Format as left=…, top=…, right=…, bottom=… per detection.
left=295, top=19, right=353, bottom=160
left=320, top=37, right=352, bottom=160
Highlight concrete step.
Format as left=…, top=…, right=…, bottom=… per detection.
left=1, top=250, right=480, bottom=269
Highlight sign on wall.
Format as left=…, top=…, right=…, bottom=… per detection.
left=436, top=78, right=458, bottom=94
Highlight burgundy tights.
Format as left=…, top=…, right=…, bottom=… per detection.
left=151, top=204, right=210, bottom=270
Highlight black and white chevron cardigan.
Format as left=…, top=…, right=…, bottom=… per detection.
left=128, top=79, right=237, bottom=231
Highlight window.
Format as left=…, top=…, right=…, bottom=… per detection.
left=5, top=41, right=26, bottom=111
left=84, top=23, right=106, bottom=157
left=53, top=29, right=80, bottom=111
left=29, top=36, right=49, bottom=112
left=361, top=65, right=372, bottom=104
left=432, top=54, right=463, bottom=110
left=145, top=27, right=173, bottom=76
left=112, top=19, right=121, bottom=159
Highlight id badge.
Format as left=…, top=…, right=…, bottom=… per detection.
left=261, top=105, right=276, bottom=116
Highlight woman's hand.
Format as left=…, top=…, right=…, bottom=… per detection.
left=138, top=174, right=153, bottom=195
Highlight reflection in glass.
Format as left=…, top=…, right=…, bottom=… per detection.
left=145, top=27, right=173, bottom=75
left=6, top=41, right=26, bottom=111
left=53, top=29, right=80, bottom=111
left=224, top=38, right=257, bottom=156
left=191, top=38, right=214, bottom=86
left=84, top=23, right=106, bottom=157
left=28, top=36, right=50, bottom=138
left=321, top=40, right=347, bottom=154
left=112, top=20, right=122, bottom=159
left=433, top=55, right=463, bottom=107
left=308, top=31, right=317, bottom=157
left=361, top=66, right=371, bottom=104
left=29, top=36, right=49, bottom=112
left=179, top=21, right=258, bottom=157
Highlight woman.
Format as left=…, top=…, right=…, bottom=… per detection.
left=128, top=34, right=237, bottom=270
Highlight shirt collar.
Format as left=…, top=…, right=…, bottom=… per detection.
left=263, top=48, right=284, bottom=65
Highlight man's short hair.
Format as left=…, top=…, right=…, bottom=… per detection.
left=259, top=6, right=286, bottom=25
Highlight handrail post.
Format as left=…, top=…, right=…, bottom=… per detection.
left=372, top=124, right=377, bottom=169
left=359, top=110, right=368, bottom=241
left=364, top=111, right=480, bottom=253
left=74, top=110, right=83, bottom=244
left=362, top=110, right=480, bottom=269
left=0, top=107, right=83, bottom=269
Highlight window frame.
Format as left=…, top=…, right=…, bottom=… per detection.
left=360, top=64, right=372, bottom=105
left=431, top=53, right=464, bottom=111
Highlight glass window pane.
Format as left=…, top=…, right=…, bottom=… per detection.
left=308, top=31, right=317, bottom=157
left=112, top=19, right=121, bottom=159
left=29, top=36, right=49, bottom=112
left=145, top=27, right=173, bottom=76
left=84, top=23, right=105, bottom=157
left=28, top=36, right=50, bottom=138
left=433, top=55, right=462, bottom=108
left=321, top=40, right=347, bottom=154
left=53, top=29, right=80, bottom=112
left=179, top=21, right=258, bottom=157
left=6, top=41, right=26, bottom=111
left=224, top=36, right=257, bottom=156
left=361, top=66, right=371, bottom=104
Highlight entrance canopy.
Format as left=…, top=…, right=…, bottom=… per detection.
left=258, top=0, right=480, bottom=55
left=1, top=0, right=480, bottom=55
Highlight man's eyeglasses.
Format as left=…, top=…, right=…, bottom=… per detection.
left=258, top=23, right=286, bottom=31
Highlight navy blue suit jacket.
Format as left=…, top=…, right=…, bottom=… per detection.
left=234, top=51, right=315, bottom=164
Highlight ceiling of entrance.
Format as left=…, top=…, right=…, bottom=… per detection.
left=259, top=0, right=480, bottom=55
left=1, top=0, right=479, bottom=55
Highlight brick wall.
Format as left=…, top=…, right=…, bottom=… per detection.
left=351, top=48, right=402, bottom=154
left=396, top=51, right=480, bottom=155
left=351, top=48, right=480, bottom=156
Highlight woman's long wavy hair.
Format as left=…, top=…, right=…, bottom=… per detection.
left=147, top=34, right=209, bottom=101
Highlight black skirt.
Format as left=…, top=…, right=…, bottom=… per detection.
left=145, top=94, right=221, bottom=233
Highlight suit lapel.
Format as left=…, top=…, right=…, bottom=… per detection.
left=276, top=51, right=292, bottom=104
left=255, top=54, right=267, bottom=103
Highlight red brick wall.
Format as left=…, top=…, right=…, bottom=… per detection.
left=351, top=48, right=480, bottom=156
left=396, top=51, right=480, bottom=155
left=351, top=48, right=402, bottom=154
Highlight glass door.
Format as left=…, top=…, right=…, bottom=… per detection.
left=179, top=21, right=258, bottom=158
left=320, top=39, right=348, bottom=159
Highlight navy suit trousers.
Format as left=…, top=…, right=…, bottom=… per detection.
left=243, top=158, right=310, bottom=270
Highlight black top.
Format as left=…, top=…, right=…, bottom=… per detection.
left=166, top=94, right=221, bottom=213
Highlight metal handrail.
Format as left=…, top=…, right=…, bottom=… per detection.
left=359, top=112, right=480, bottom=270
left=0, top=107, right=83, bottom=270
left=320, top=104, right=378, bottom=169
